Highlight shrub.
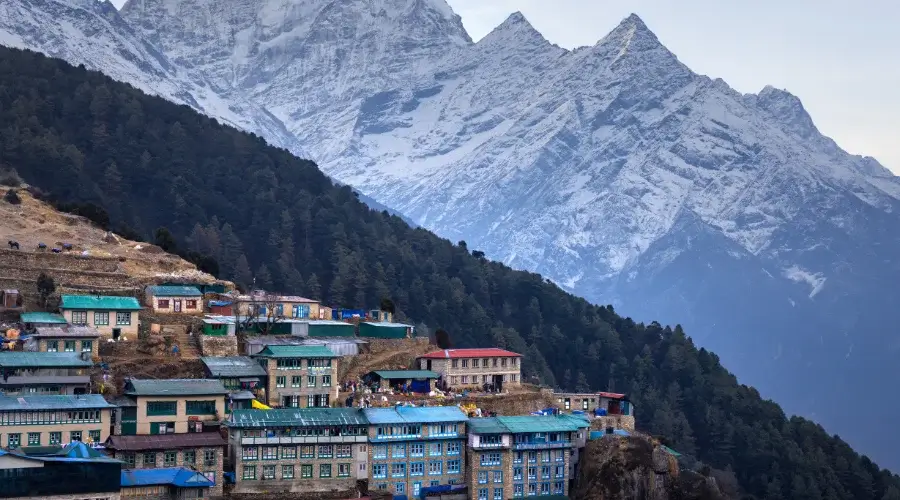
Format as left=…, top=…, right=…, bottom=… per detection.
left=3, top=189, right=21, bottom=205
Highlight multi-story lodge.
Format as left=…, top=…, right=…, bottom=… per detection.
left=253, top=345, right=338, bottom=408
left=229, top=291, right=327, bottom=320
left=417, top=349, right=522, bottom=391
left=364, top=406, right=468, bottom=498
left=105, top=378, right=229, bottom=495
left=0, top=394, right=114, bottom=448
left=466, top=415, right=587, bottom=499
left=226, top=408, right=369, bottom=493
left=0, top=352, right=93, bottom=396
left=60, top=294, right=141, bottom=339
left=27, top=325, right=100, bottom=357
left=0, top=442, right=122, bottom=500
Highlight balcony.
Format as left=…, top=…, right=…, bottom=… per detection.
left=471, top=441, right=507, bottom=450
left=427, top=432, right=460, bottom=440
left=512, top=441, right=571, bottom=450
left=241, top=435, right=366, bottom=445
left=372, top=433, right=421, bottom=441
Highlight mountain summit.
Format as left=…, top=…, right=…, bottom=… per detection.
left=2, top=3, right=900, bottom=468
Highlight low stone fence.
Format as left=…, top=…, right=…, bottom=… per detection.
left=590, top=414, right=636, bottom=432
left=200, top=335, right=238, bottom=357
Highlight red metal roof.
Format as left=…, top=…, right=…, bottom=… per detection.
left=597, top=392, right=627, bottom=400
left=419, top=348, right=522, bottom=359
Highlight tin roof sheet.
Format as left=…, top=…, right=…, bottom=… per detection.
left=228, top=408, right=369, bottom=428
left=418, top=348, right=521, bottom=359
left=60, top=295, right=141, bottom=310
left=200, top=357, right=266, bottom=378
left=0, top=352, right=92, bottom=367
left=19, top=312, right=67, bottom=324
left=124, top=378, right=228, bottom=396
left=147, top=285, right=202, bottom=297
left=466, top=417, right=510, bottom=434
left=32, top=326, right=101, bottom=338
left=106, top=433, right=227, bottom=451
left=363, top=406, right=468, bottom=425
left=468, top=415, right=582, bottom=434
left=0, top=394, right=113, bottom=411
left=254, top=345, right=337, bottom=358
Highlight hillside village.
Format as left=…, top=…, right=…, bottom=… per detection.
left=0, top=188, right=669, bottom=500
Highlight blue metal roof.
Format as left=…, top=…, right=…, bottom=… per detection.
left=121, top=468, right=215, bottom=488
left=147, top=285, right=202, bottom=298
left=363, top=406, right=468, bottom=425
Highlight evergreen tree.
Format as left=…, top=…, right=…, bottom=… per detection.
left=233, top=254, right=253, bottom=289
left=306, top=273, right=322, bottom=300
left=256, top=264, right=273, bottom=291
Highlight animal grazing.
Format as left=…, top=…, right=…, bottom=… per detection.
left=37, top=243, right=46, bottom=250
left=51, top=248, right=61, bottom=254
left=62, top=243, right=73, bottom=251
left=7, top=241, right=19, bottom=250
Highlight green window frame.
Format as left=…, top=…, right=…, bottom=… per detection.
left=71, top=311, right=87, bottom=325
left=301, top=464, right=313, bottom=479
left=146, top=401, right=177, bottom=416
left=307, top=375, right=316, bottom=388
left=320, top=464, right=332, bottom=478
left=124, top=453, right=136, bottom=467
left=322, top=375, right=331, bottom=387
left=88, top=430, right=101, bottom=443
left=338, top=463, right=351, bottom=477
left=70, top=430, right=82, bottom=442
left=49, top=432, right=61, bottom=445
left=64, top=340, right=76, bottom=352
left=291, top=376, right=301, bottom=388
left=144, top=452, right=157, bottom=467
left=242, top=465, right=256, bottom=480
left=276, top=376, right=286, bottom=388
left=27, top=432, right=40, bottom=446
left=81, top=340, right=93, bottom=353
left=116, top=312, right=132, bottom=325
left=7, top=433, right=19, bottom=447
left=281, top=446, right=297, bottom=459
left=46, top=340, right=59, bottom=352
left=186, top=400, right=217, bottom=415
left=184, top=450, right=196, bottom=464
left=282, top=464, right=294, bottom=479
left=94, top=311, right=109, bottom=326
left=164, top=451, right=177, bottom=467
left=204, top=449, right=217, bottom=467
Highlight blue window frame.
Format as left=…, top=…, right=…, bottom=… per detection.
left=430, top=480, right=440, bottom=487
left=514, top=467, right=523, bottom=480
left=446, top=441, right=461, bottom=455
left=478, top=488, right=488, bottom=500
left=428, top=461, right=442, bottom=475
left=447, top=460, right=460, bottom=474
left=373, top=446, right=387, bottom=459
left=410, top=442, right=425, bottom=457
left=391, top=463, right=406, bottom=478
left=372, top=464, right=387, bottom=479
left=493, top=471, right=503, bottom=483
left=396, top=482, right=406, bottom=494
left=413, top=482, right=422, bottom=497
left=410, top=462, right=425, bottom=476
left=392, top=443, right=406, bottom=458
left=514, top=484, right=524, bottom=498
left=478, top=471, right=488, bottom=484
left=494, top=488, right=503, bottom=500
left=428, top=442, right=442, bottom=456
left=275, top=304, right=284, bottom=316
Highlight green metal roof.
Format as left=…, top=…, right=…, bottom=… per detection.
left=466, top=418, right=510, bottom=434
left=147, top=285, right=202, bottom=297
left=254, top=345, right=337, bottom=358
left=0, top=352, right=92, bottom=367
left=124, top=379, right=228, bottom=396
left=557, top=413, right=591, bottom=429
left=60, top=295, right=141, bottom=310
left=19, top=312, right=67, bottom=324
left=228, top=408, right=369, bottom=428
left=468, top=416, right=582, bottom=434
left=0, top=394, right=113, bottom=411
left=200, top=356, right=266, bottom=378
left=370, top=370, right=439, bottom=380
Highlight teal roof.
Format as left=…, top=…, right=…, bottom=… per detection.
left=61, top=295, right=141, bottom=310
left=147, top=285, right=202, bottom=297
left=19, top=312, right=67, bottom=324
left=558, top=413, right=591, bottom=429
left=468, top=416, right=582, bottom=434
left=0, top=394, right=113, bottom=411
left=255, top=345, right=337, bottom=358
left=125, top=378, right=227, bottom=396
left=0, top=352, right=92, bottom=367
left=371, top=370, right=439, bottom=380
left=229, top=408, right=368, bottom=428
left=363, top=406, right=468, bottom=424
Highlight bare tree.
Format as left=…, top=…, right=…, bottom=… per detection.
left=231, top=290, right=285, bottom=335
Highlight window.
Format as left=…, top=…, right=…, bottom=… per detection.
left=204, top=449, right=217, bottom=467
left=64, top=340, right=76, bottom=352
left=307, top=375, right=316, bottom=387
left=447, top=459, right=460, bottom=474
left=540, top=483, right=550, bottom=495
left=338, top=463, right=351, bottom=477
left=281, top=446, right=297, bottom=459
left=481, top=453, right=501, bottom=466
left=461, top=359, right=468, bottom=368
left=410, top=443, right=424, bottom=457
left=396, top=482, right=406, bottom=494
left=446, top=441, right=461, bottom=455
left=81, top=340, right=93, bottom=353
left=322, top=375, right=331, bottom=387
left=541, top=466, right=550, bottom=479
left=336, top=444, right=352, bottom=458
left=372, top=464, right=387, bottom=479
left=528, top=484, right=536, bottom=496
left=472, top=359, right=479, bottom=368
left=373, top=445, right=387, bottom=459
left=528, top=451, right=537, bottom=463
left=46, top=340, right=59, bottom=352
left=158, top=299, right=171, bottom=309
left=555, top=450, right=565, bottom=462
left=554, top=482, right=564, bottom=494
left=478, top=471, right=488, bottom=484
left=428, top=461, right=442, bottom=475
left=501, top=358, right=507, bottom=367
left=541, top=450, right=550, bottom=462
left=70, top=430, right=82, bottom=441
left=300, top=445, right=314, bottom=458
left=514, top=484, right=524, bottom=498
left=91, top=312, right=109, bottom=326
left=242, top=465, right=256, bottom=480
left=318, top=445, right=333, bottom=458
left=164, top=451, right=177, bottom=467
left=452, top=359, right=458, bottom=368
left=263, top=446, right=278, bottom=460
left=514, top=467, right=523, bottom=480
left=478, top=488, right=488, bottom=500
left=281, top=464, right=294, bottom=479
left=71, top=311, right=87, bottom=325
left=461, top=376, right=468, bottom=384
left=555, top=465, right=565, bottom=478
left=514, top=451, right=523, bottom=464
left=392, top=443, right=406, bottom=458
left=391, top=463, right=406, bottom=478
left=242, top=447, right=259, bottom=461
left=186, top=300, right=198, bottom=309
left=276, top=376, right=286, bottom=388
left=27, top=432, right=40, bottom=445
left=186, top=400, right=217, bottom=415
left=429, top=442, right=442, bottom=456
left=292, top=376, right=302, bottom=388
left=511, top=374, right=518, bottom=382
left=146, top=401, right=177, bottom=416
left=262, top=465, right=276, bottom=480
left=410, top=462, right=425, bottom=476
left=116, top=312, right=132, bottom=325
left=431, top=481, right=441, bottom=487
left=123, top=453, right=136, bottom=467
left=144, top=452, right=157, bottom=467
left=527, top=467, right=536, bottom=480
left=494, top=488, right=503, bottom=500
left=319, top=464, right=332, bottom=478
left=301, top=465, right=313, bottom=479
left=184, top=450, right=196, bottom=465
left=49, top=432, right=61, bottom=445
left=494, top=471, right=503, bottom=483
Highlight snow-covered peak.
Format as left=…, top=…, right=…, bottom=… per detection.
left=476, top=11, right=558, bottom=54
left=597, top=13, right=662, bottom=53
left=755, top=84, right=819, bottom=139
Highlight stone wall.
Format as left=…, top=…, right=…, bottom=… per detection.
left=0, top=248, right=121, bottom=272
left=110, top=446, right=224, bottom=497
left=361, top=336, right=431, bottom=355
left=590, top=415, right=636, bottom=432
left=201, top=335, right=239, bottom=357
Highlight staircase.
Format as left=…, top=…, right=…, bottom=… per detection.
left=172, top=330, right=200, bottom=359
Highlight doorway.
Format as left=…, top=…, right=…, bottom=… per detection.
left=492, top=374, right=504, bottom=392
left=112, top=328, right=121, bottom=340
left=173, top=300, right=182, bottom=313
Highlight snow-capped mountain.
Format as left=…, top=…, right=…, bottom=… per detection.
left=5, top=0, right=900, bottom=467
left=0, top=0, right=301, bottom=155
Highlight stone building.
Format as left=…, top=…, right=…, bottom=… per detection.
left=225, top=408, right=369, bottom=494
left=59, top=294, right=141, bottom=339
left=0, top=442, right=122, bottom=500
left=0, top=351, right=93, bottom=396
left=28, top=325, right=101, bottom=357
left=466, top=415, right=585, bottom=500
left=417, top=349, right=522, bottom=391
left=554, top=391, right=636, bottom=432
left=0, top=394, right=114, bottom=448
left=201, top=356, right=268, bottom=412
left=253, top=345, right=338, bottom=408
left=120, top=467, right=216, bottom=499
left=364, top=406, right=468, bottom=498
left=145, top=285, right=204, bottom=315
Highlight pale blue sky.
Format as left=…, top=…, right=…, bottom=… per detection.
left=109, top=0, right=899, bottom=173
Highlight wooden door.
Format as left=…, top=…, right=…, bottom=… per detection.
left=174, top=300, right=182, bottom=312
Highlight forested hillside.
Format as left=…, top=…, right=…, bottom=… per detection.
left=1, top=46, right=898, bottom=499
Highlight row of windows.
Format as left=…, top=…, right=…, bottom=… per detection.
left=274, top=358, right=333, bottom=369
left=476, top=488, right=505, bottom=500
left=476, top=470, right=504, bottom=484
left=512, top=449, right=566, bottom=463
left=242, top=444, right=354, bottom=461
left=274, top=375, right=331, bottom=388
left=70, top=311, right=132, bottom=326
left=123, top=449, right=218, bottom=468
left=242, top=463, right=351, bottom=480
left=512, top=465, right=567, bottom=481
left=375, top=480, right=456, bottom=496
left=511, top=482, right=565, bottom=497
left=371, top=459, right=460, bottom=478
left=146, top=401, right=217, bottom=416
left=449, top=374, right=518, bottom=385
left=45, top=339, right=92, bottom=353
left=450, top=358, right=518, bottom=369
left=372, top=441, right=461, bottom=458
left=155, top=299, right=198, bottom=310
left=0, top=409, right=103, bottom=426
left=241, top=426, right=366, bottom=438
left=280, top=394, right=331, bottom=408
left=5, top=429, right=100, bottom=447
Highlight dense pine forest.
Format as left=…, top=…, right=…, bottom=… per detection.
left=1, top=46, right=898, bottom=499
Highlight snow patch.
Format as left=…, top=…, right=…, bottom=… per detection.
left=783, top=265, right=826, bottom=298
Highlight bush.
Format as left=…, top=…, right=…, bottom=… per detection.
left=3, top=189, right=21, bottom=205
left=0, top=169, right=22, bottom=187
